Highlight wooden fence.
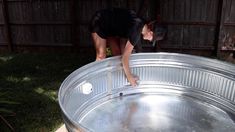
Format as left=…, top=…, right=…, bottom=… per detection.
left=0, top=0, right=234, bottom=56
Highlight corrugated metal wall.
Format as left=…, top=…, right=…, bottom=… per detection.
left=0, top=0, right=234, bottom=56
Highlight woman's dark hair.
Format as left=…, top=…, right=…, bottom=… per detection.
left=147, top=20, right=167, bottom=46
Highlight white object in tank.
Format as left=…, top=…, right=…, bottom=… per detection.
left=80, top=82, right=93, bottom=94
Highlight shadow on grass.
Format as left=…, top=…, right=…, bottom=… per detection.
left=0, top=52, right=94, bottom=132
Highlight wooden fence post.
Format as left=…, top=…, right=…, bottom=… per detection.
left=70, top=0, right=77, bottom=48
left=2, top=0, right=13, bottom=52
left=214, top=0, right=224, bottom=57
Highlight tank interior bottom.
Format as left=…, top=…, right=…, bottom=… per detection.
left=79, top=93, right=235, bottom=132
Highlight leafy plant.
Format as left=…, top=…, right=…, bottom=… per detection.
left=0, top=92, right=19, bottom=131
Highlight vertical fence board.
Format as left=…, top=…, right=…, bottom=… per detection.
left=229, top=0, right=235, bottom=22
left=182, top=25, right=189, bottom=46
left=127, top=0, right=141, bottom=11
left=0, top=26, right=5, bottom=44
left=0, top=2, right=6, bottom=45
left=2, top=0, right=13, bottom=51
left=0, top=3, right=3, bottom=23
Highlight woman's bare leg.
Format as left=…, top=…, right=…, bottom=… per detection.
left=108, top=37, right=121, bottom=56
left=91, top=33, right=107, bottom=61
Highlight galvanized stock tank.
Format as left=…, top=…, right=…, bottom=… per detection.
left=58, top=53, right=235, bottom=132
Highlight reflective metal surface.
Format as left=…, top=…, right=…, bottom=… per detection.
left=58, top=53, right=235, bottom=132
left=80, top=94, right=235, bottom=132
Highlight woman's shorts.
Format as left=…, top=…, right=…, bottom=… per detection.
left=89, top=11, right=107, bottom=39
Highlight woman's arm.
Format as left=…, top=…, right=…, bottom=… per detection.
left=122, top=41, right=138, bottom=87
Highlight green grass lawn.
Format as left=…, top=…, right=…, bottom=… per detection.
left=0, top=52, right=95, bottom=132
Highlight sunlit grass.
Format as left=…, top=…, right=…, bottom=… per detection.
left=22, top=77, right=31, bottom=82
left=0, top=56, right=14, bottom=62
left=5, top=76, right=21, bottom=83
left=35, top=87, right=45, bottom=94
left=5, top=76, right=32, bottom=83
left=35, top=87, right=57, bottom=101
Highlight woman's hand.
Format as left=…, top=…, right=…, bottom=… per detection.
left=127, top=75, right=139, bottom=87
